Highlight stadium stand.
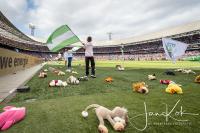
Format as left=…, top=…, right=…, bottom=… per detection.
left=0, top=11, right=56, bottom=60
left=0, top=11, right=199, bottom=61
left=73, top=21, right=200, bottom=60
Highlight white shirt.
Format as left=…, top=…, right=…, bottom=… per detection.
left=64, top=50, right=73, bottom=59
left=84, top=42, right=93, bottom=57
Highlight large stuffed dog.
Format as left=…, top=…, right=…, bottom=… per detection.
left=82, top=104, right=128, bottom=133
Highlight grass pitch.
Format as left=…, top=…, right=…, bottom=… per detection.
left=1, top=61, right=200, bottom=133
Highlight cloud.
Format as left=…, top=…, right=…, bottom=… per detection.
left=0, top=0, right=200, bottom=41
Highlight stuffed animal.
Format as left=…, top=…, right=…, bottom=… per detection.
left=182, top=69, right=196, bottom=74
left=57, top=71, right=65, bottom=76
left=165, top=83, right=183, bottom=94
left=49, top=80, right=67, bottom=87
left=38, top=72, right=47, bottom=78
left=175, top=68, right=196, bottom=74
left=49, top=67, right=60, bottom=74
left=160, top=80, right=173, bottom=85
left=67, top=76, right=79, bottom=85
left=78, top=76, right=89, bottom=81
left=0, top=106, right=26, bottom=131
left=116, top=65, right=125, bottom=71
left=43, top=69, right=48, bottom=72
left=82, top=104, right=128, bottom=133
left=105, top=77, right=113, bottom=82
left=72, top=71, right=78, bottom=74
left=195, top=75, right=200, bottom=83
left=165, top=70, right=175, bottom=76
left=66, top=69, right=72, bottom=72
left=148, top=74, right=156, bottom=80
left=132, top=82, right=149, bottom=94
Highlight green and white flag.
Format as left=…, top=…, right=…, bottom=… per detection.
left=47, top=25, right=81, bottom=52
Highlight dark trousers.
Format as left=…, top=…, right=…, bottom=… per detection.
left=85, top=57, right=95, bottom=76
left=67, top=57, right=72, bottom=69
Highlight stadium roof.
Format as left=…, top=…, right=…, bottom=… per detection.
left=90, top=20, right=200, bottom=47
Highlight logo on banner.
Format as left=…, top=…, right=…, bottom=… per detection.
left=165, top=43, right=176, bottom=59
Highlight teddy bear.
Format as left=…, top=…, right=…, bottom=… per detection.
left=57, top=71, right=65, bottom=76
left=105, top=77, right=113, bottom=82
left=116, top=65, right=125, bottom=71
left=81, top=104, right=128, bottom=133
left=195, top=75, right=200, bottom=83
left=49, top=80, right=67, bottom=87
left=38, top=71, right=47, bottom=78
left=67, top=76, right=79, bottom=85
left=165, top=83, right=183, bottom=94
left=148, top=74, right=156, bottom=80
left=0, top=106, right=26, bottom=131
left=132, top=82, right=149, bottom=94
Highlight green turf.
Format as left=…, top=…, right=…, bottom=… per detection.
left=1, top=61, right=200, bottom=133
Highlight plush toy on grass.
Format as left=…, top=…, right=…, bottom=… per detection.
left=72, top=71, right=78, bottom=74
left=38, top=71, right=47, bottom=78
left=81, top=104, right=128, bottom=133
left=148, top=74, right=156, bottom=80
left=165, top=70, right=175, bottom=75
left=49, top=80, right=68, bottom=87
left=160, top=80, right=173, bottom=85
left=175, top=68, right=196, bottom=74
left=57, top=71, right=65, bottom=76
left=105, top=77, right=113, bottom=83
left=165, top=83, right=183, bottom=94
left=67, top=76, right=79, bottom=85
left=116, top=65, right=125, bottom=71
left=43, top=69, right=48, bottom=72
left=195, top=75, right=200, bottom=83
left=0, top=106, right=26, bottom=131
left=78, top=76, right=89, bottom=81
left=132, top=82, right=149, bottom=94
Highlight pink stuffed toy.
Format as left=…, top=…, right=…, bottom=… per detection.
left=0, top=106, right=26, bottom=131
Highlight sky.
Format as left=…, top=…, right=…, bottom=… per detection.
left=0, top=0, right=200, bottom=42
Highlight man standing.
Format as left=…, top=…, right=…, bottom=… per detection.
left=83, top=36, right=96, bottom=78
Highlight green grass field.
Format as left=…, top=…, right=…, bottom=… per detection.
left=1, top=61, right=200, bottom=133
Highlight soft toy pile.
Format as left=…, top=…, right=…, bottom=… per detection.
left=0, top=106, right=26, bottom=131
left=38, top=71, right=47, bottom=78
left=67, top=76, right=79, bottom=85
left=165, top=83, right=183, bottom=94
left=132, top=82, right=149, bottom=94
left=49, top=80, right=68, bottom=87
left=175, top=68, right=196, bottom=74
left=148, top=74, right=156, bottom=80
left=82, top=104, right=128, bottom=133
left=116, top=65, right=125, bottom=71
left=195, top=75, right=200, bottom=83
left=105, top=77, right=113, bottom=83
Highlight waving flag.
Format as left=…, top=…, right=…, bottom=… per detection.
left=162, top=38, right=188, bottom=63
left=47, top=25, right=81, bottom=52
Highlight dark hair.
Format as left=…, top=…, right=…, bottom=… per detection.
left=87, top=36, right=92, bottom=42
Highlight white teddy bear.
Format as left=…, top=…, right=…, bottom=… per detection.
left=49, top=80, right=68, bottom=87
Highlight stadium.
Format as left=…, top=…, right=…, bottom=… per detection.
left=0, top=4, right=200, bottom=133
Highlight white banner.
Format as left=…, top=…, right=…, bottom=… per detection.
left=162, top=38, right=188, bottom=63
